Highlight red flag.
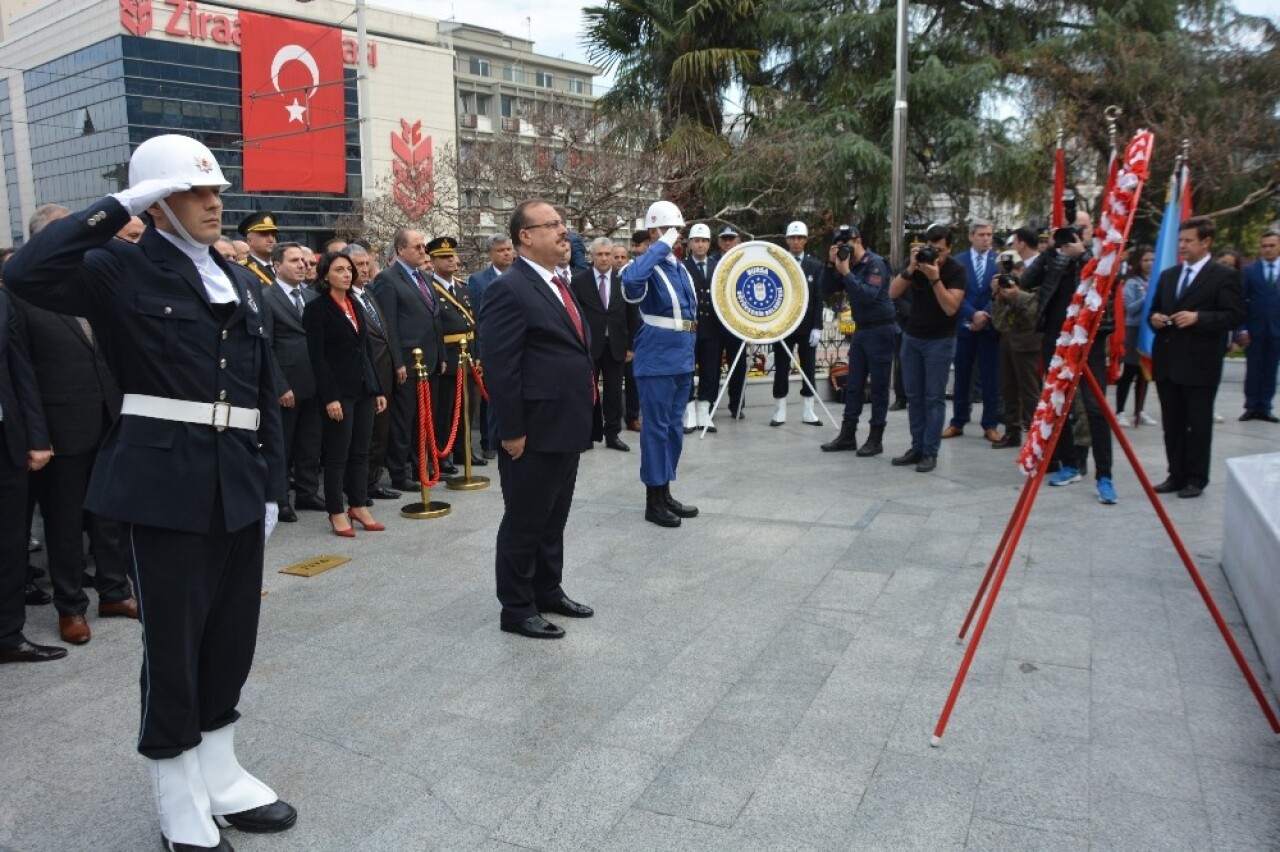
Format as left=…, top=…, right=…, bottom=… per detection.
left=1051, top=146, right=1066, bottom=228
left=1180, top=167, right=1193, bottom=221
left=240, top=11, right=346, bottom=192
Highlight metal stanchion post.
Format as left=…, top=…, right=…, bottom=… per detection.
left=447, top=337, right=490, bottom=491
left=401, top=348, right=451, bottom=519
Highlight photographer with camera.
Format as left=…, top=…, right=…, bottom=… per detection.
left=989, top=251, right=1040, bottom=449
left=887, top=224, right=967, bottom=472
left=1022, top=212, right=1118, bottom=503
left=819, top=225, right=897, bottom=456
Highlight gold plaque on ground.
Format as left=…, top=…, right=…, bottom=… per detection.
left=278, top=555, right=351, bottom=577
left=711, top=240, right=809, bottom=344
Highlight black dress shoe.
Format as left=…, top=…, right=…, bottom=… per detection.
left=1177, top=484, right=1204, bottom=499
left=24, top=582, right=51, bottom=606
left=0, top=639, right=68, bottom=664
left=369, top=486, right=402, bottom=500
left=214, top=800, right=297, bottom=833
left=469, top=455, right=488, bottom=467
left=391, top=479, right=421, bottom=492
left=439, top=461, right=459, bottom=476
left=1239, top=411, right=1256, bottom=421
left=538, top=596, right=594, bottom=618
left=163, top=834, right=235, bottom=851
left=294, top=495, right=327, bottom=512
left=1153, top=478, right=1184, bottom=494
left=605, top=436, right=630, bottom=451
left=501, top=615, right=565, bottom=639
left=277, top=504, right=298, bottom=523
left=891, top=448, right=923, bottom=466
left=915, top=455, right=937, bottom=473
left=482, top=448, right=497, bottom=459
left=889, top=399, right=907, bottom=411
left=1258, top=413, right=1280, bottom=423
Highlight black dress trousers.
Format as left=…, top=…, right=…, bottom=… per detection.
left=494, top=450, right=578, bottom=622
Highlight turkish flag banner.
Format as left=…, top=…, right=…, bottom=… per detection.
left=240, top=11, right=346, bottom=192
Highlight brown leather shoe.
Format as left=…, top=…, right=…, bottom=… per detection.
left=98, top=598, right=139, bottom=619
left=941, top=425, right=964, bottom=439
left=58, top=615, right=91, bottom=645
left=983, top=428, right=1003, bottom=443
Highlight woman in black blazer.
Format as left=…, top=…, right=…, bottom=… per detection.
left=305, top=251, right=387, bottom=536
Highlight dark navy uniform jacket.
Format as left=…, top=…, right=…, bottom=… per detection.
left=822, top=250, right=897, bottom=328
left=3, top=197, right=286, bottom=534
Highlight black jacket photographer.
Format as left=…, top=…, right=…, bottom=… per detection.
left=818, top=227, right=898, bottom=455
left=989, top=254, right=1040, bottom=446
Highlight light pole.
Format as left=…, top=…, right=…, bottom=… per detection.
left=889, top=0, right=909, bottom=269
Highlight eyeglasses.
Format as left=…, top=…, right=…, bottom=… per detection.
left=523, top=219, right=564, bottom=232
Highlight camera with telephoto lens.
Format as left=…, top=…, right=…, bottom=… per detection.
left=915, top=245, right=939, bottom=265
left=996, top=273, right=1018, bottom=290
left=998, top=250, right=1018, bottom=274
left=1052, top=226, right=1082, bottom=248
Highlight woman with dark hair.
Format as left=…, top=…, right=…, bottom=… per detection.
left=1117, top=245, right=1156, bottom=426
left=304, top=251, right=387, bottom=536
left=1215, top=248, right=1242, bottom=272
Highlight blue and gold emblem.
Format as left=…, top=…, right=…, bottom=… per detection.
left=711, top=241, right=808, bottom=343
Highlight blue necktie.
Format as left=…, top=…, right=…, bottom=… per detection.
left=1177, top=265, right=1193, bottom=299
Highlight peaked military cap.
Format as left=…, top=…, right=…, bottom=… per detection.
left=427, top=236, right=458, bottom=257
left=237, top=211, right=278, bottom=236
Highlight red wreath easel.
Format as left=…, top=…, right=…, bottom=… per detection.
left=932, top=130, right=1280, bottom=745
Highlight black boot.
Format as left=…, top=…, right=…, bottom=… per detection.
left=645, top=486, right=681, bottom=527
left=855, top=425, right=884, bottom=457
left=662, top=484, right=698, bottom=518
left=820, top=421, right=858, bottom=452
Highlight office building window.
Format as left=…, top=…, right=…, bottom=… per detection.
left=566, top=78, right=585, bottom=95
left=469, top=57, right=491, bottom=77
left=536, top=71, right=554, bottom=89
left=502, top=66, right=525, bottom=84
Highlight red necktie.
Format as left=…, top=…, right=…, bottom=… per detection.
left=552, top=272, right=596, bottom=404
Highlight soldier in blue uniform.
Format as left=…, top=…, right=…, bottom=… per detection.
left=4, top=135, right=295, bottom=851
left=621, top=201, right=700, bottom=527
left=820, top=225, right=899, bottom=457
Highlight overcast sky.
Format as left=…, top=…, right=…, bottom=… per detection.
left=380, top=0, right=1277, bottom=98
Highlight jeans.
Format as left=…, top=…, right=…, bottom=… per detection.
left=901, top=334, right=956, bottom=457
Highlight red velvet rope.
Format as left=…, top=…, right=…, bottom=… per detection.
left=470, top=362, right=489, bottom=402
left=415, top=367, right=464, bottom=487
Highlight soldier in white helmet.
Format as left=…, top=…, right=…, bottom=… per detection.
left=4, top=134, right=294, bottom=851
left=770, top=220, right=827, bottom=426
left=621, top=201, right=700, bottom=527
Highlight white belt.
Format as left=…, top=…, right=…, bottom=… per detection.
left=641, top=314, right=697, bottom=332
left=121, top=393, right=260, bottom=432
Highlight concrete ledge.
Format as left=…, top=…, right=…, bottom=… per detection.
left=1222, top=452, right=1280, bottom=692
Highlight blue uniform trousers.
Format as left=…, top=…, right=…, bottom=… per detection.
left=638, top=373, right=692, bottom=486
left=841, top=324, right=897, bottom=428
left=1244, top=334, right=1278, bottom=414
left=950, top=331, right=1001, bottom=430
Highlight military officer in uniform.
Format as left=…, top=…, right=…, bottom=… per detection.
left=429, top=236, right=485, bottom=471
left=770, top=220, right=826, bottom=427
left=4, top=134, right=295, bottom=851
left=683, top=223, right=744, bottom=433
left=621, top=201, right=700, bottom=528
left=237, top=211, right=278, bottom=288
left=820, top=225, right=898, bottom=457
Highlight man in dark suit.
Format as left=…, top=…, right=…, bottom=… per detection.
left=0, top=286, right=63, bottom=665
left=369, top=228, right=447, bottom=489
left=573, top=237, right=638, bottom=451
left=348, top=245, right=405, bottom=500
left=237, top=210, right=278, bottom=289
left=943, top=219, right=1002, bottom=442
left=1148, top=216, right=1245, bottom=498
left=468, top=234, right=515, bottom=459
left=18, top=207, right=136, bottom=646
left=4, top=134, right=295, bottom=848
left=1237, top=229, right=1280, bottom=422
left=261, top=242, right=323, bottom=520
left=481, top=199, right=596, bottom=640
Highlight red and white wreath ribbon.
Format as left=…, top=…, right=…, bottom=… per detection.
left=1018, top=131, right=1154, bottom=476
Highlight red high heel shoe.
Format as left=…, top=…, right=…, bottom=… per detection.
left=347, top=508, right=385, bottom=531
left=329, top=514, right=356, bottom=538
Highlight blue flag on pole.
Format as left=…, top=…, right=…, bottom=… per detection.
left=1137, top=164, right=1186, bottom=378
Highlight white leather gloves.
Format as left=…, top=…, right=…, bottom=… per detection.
left=264, top=502, right=279, bottom=541
left=111, top=178, right=192, bottom=216
left=658, top=227, right=680, bottom=249
left=809, top=329, right=822, bottom=348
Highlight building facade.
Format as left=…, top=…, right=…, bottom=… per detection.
left=0, top=0, right=455, bottom=247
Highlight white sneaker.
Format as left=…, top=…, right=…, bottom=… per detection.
left=1138, top=412, right=1157, bottom=426
left=1213, top=411, right=1224, bottom=424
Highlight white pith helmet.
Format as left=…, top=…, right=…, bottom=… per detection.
left=129, top=134, right=230, bottom=191
left=786, top=221, right=808, bottom=238
left=688, top=223, right=711, bottom=240
left=645, top=200, right=685, bottom=229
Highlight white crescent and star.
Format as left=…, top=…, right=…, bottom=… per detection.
left=270, top=44, right=320, bottom=124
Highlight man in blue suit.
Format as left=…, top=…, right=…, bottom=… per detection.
left=1237, top=229, right=1280, bottom=422
left=468, top=234, right=515, bottom=457
left=942, top=219, right=1003, bottom=443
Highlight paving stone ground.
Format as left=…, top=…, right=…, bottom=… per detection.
left=3, top=360, right=1279, bottom=851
